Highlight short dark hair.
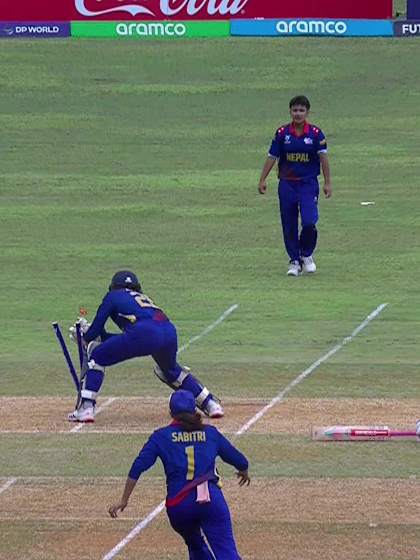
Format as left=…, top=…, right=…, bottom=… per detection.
left=289, top=95, right=310, bottom=110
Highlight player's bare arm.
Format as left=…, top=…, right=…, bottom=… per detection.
left=320, top=152, right=332, bottom=198
left=258, top=156, right=276, bottom=194
left=109, top=477, right=137, bottom=518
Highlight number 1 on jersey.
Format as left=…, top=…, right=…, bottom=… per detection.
left=185, top=446, right=195, bottom=480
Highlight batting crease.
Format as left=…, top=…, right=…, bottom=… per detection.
left=70, top=397, right=118, bottom=433
left=0, top=478, right=17, bottom=496
left=101, top=302, right=388, bottom=560
left=72, top=304, right=239, bottom=434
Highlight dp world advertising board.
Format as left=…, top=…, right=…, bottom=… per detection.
left=0, top=22, right=70, bottom=37
left=0, top=0, right=392, bottom=21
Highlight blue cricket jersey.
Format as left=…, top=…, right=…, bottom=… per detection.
left=84, top=289, right=167, bottom=343
left=128, top=422, right=249, bottom=499
left=268, top=122, right=328, bottom=181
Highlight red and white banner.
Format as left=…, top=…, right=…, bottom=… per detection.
left=0, top=0, right=393, bottom=22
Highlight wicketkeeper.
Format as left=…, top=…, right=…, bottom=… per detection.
left=68, top=270, right=223, bottom=423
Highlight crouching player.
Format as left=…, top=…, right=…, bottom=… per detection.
left=109, top=390, right=250, bottom=559
left=68, top=270, right=223, bottom=423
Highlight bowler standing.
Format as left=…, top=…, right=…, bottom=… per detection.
left=258, top=95, right=332, bottom=276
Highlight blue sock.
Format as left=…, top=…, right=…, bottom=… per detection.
left=180, top=375, right=213, bottom=410
left=180, top=374, right=209, bottom=399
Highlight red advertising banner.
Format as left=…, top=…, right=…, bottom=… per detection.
left=0, top=0, right=393, bottom=22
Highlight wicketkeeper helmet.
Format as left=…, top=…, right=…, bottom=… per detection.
left=109, top=270, right=141, bottom=292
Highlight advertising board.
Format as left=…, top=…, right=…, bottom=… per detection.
left=0, top=0, right=393, bottom=22
left=71, top=20, right=229, bottom=37
left=394, top=20, right=420, bottom=35
left=231, top=18, right=394, bottom=37
left=407, top=0, right=420, bottom=19
left=0, top=21, right=70, bottom=37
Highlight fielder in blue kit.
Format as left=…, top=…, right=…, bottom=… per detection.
left=258, top=95, right=332, bottom=276
left=109, top=390, right=250, bottom=559
left=68, top=271, right=223, bottom=423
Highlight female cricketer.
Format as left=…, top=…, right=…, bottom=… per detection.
left=258, top=95, right=332, bottom=277
left=109, top=390, right=250, bottom=559
left=68, top=270, right=223, bottom=423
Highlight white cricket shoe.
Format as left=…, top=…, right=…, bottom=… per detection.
left=302, top=255, right=317, bottom=273
left=287, top=260, right=301, bottom=277
left=203, top=399, right=224, bottom=419
left=68, top=402, right=95, bottom=423
left=416, top=419, right=420, bottom=440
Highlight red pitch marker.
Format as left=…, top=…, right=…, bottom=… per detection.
left=312, top=426, right=418, bottom=441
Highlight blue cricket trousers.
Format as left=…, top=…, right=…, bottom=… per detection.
left=278, top=178, right=319, bottom=262
left=92, top=319, right=182, bottom=381
left=84, top=319, right=210, bottom=403
left=166, top=484, right=242, bottom=560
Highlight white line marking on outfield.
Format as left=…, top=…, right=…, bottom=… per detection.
left=73, top=304, right=239, bottom=433
left=0, top=478, right=17, bottom=495
left=5, top=395, right=266, bottom=405
left=101, top=302, right=387, bottom=560
left=102, top=503, right=166, bottom=560
left=237, top=303, right=388, bottom=436
left=178, top=304, right=239, bottom=353
left=0, top=429, right=256, bottom=436
left=0, top=516, right=149, bottom=522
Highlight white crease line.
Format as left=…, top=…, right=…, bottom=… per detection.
left=73, top=304, right=238, bottom=433
left=6, top=395, right=266, bottom=404
left=0, top=516, right=148, bottom=522
left=178, top=304, right=239, bottom=353
left=0, top=429, right=248, bottom=435
left=7, top=474, right=413, bottom=484
left=70, top=397, right=117, bottom=433
left=101, top=302, right=388, bottom=560
left=236, top=303, right=388, bottom=436
left=9, top=476, right=128, bottom=483
left=0, top=478, right=17, bottom=495
left=0, top=517, right=410, bottom=527
left=102, top=502, right=166, bottom=560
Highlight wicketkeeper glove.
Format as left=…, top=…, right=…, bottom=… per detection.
left=69, top=317, right=91, bottom=343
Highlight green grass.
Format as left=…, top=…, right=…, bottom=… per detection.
left=394, top=0, right=407, bottom=16
left=1, top=433, right=419, bottom=479
left=0, top=37, right=420, bottom=559
left=1, top=38, right=420, bottom=399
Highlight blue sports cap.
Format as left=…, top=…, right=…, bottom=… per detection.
left=170, top=390, right=196, bottom=415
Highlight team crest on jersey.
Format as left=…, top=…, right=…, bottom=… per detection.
left=284, top=135, right=291, bottom=144
left=304, top=137, right=313, bottom=145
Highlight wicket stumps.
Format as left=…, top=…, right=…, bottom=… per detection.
left=52, top=322, right=80, bottom=392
